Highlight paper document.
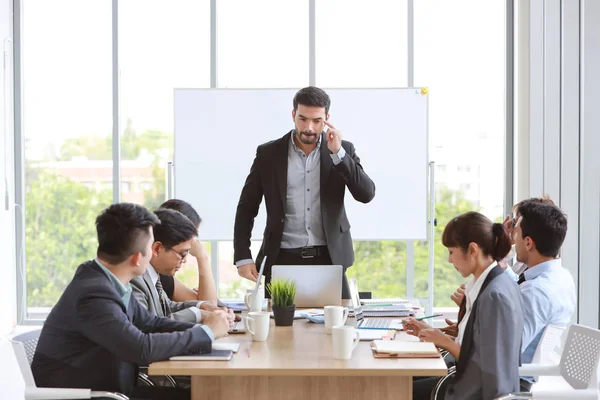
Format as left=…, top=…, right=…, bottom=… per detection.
left=212, top=342, right=241, bottom=353
left=372, top=340, right=438, bottom=354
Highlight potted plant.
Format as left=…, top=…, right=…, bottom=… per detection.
left=267, top=278, right=297, bottom=326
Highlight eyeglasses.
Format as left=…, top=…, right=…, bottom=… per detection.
left=168, top=248, right=190, bottom=261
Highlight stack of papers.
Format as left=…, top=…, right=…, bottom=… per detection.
left=370, top=340, right=439, bottom=358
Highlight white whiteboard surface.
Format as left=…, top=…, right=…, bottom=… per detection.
left=174, top=88, right=428, bottom=241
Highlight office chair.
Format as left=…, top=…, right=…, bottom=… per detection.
left=12, top=328, right=176, bottom=389
left=496, top=323, right=600, bottom=399
left=3, top=338, right=128, bottom=400
left=431, top=325, right=572, bottom=400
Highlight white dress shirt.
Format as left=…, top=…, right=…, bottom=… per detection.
left=456, top=261, right=498, bottom=345
left=147, top=264, right=206, bottom=323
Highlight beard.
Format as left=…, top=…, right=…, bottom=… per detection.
left=297, top=130, right=319, bottom=145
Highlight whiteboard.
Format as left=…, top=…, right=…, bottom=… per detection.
left=174, top=88, right=428, bottom=241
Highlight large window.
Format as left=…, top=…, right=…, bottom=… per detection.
left=316, top=0, right=408, bottom=87
left=414, top=0, right=506, bottom=306
left=217, top=0, right=308, bottom=88
left=119, top=0, right=211, bottom=288
left=17, top=0, right=507, bottom=316
left=22, top=0, right=112, bottom=314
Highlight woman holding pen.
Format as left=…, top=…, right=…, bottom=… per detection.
left=407, top=211, right=524, bottom=400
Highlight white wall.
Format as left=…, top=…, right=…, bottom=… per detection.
left=518, top=0, right=600, bottom=327
left=0, top=0, right=17, bottom=337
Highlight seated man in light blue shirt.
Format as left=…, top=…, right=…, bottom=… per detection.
left=512, top=200, right=576, bottom=389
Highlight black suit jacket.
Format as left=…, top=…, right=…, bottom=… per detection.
left=234, top=131, right=375, bottom=277
left=31, top=260, right=212, bottom=395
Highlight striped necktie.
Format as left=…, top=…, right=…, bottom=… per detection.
left=155, top=278, right=169, bottom=316
left=517, top=273, right=526, bottom=285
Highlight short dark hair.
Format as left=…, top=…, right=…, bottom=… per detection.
left=293, top=86, right=331, bottom=115
left=159, top=199, right=202, bottom=227
left=152, top=208, right=198, bottom=249
left=512, top=195, right=556, bottom=214
left=517, top=201, right=567, bottom=257
left=96, top=203, right=160, bottom=264
left=442, top=211, right=512, bottom=262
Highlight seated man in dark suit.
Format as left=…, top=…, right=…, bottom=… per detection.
left=31, top=203, right=230, bottom=400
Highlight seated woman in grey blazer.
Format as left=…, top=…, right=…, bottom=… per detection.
left=407, top=211, right=524, bottom=400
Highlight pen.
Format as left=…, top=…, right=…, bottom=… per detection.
left=246, top=346, right=251, bottom=357
left=401, top=314, right=443, bottom=324
left=363, top=303, right=394, bottom=307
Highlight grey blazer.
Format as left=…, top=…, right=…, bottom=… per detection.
left=446, top=265, right=525, bottom=400
left=131, top=270, right=200, bottom=323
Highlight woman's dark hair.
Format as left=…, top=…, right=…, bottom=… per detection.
left=293, top=86, right=331, bottom=114
left=96, top=203, right=160, bottom=264
left=442, top=211, right=511, bottom=262
left=159, top=199, right=201, bottom=228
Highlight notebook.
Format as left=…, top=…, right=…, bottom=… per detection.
left=170, top=349, right=233, bottom=361
left=212, top=343, right=241, bottom=353
left=358, top=329, right=397, bottom=341
left=371, top=340, right=439, bottom=357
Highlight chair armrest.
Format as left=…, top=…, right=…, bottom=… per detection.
left=530, top=388, right=598, bottom=399
left=494, top=394, right=533, bottom=400
left=518, top=363, right=560, bottom=377
left=25, top=387, right=91, bottom=399
left=90, top=392, right=129, bottom=400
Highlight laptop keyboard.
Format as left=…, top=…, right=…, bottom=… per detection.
left=359, top=318, right=391, bottom=329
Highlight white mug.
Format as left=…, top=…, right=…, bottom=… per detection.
left=332, top=325, right=360, bottom=360
left=243, top=311, right=270, bottom=342
left=324, top=306, right=349, bottom=334
left=244, top=286, right=265, bottom=312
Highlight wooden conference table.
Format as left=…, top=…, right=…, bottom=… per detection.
left=149, top=305, right=448, bottom=400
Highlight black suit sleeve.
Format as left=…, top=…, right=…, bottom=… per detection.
left=76, top=286, right=211, bottom=365
left=334, top=142, right=376, bottom=203
left=233, top=146, right=264, bottom=262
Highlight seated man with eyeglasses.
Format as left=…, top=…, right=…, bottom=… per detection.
left=131, top=208, right=234, bottom=326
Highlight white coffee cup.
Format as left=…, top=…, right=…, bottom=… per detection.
left=243, top=311, right=270, bottom=342
left=244, top=286, right=265, bottom=312
left=332, top=325, right=360, bottom=360
left=324, top=305, right=349, bottom=334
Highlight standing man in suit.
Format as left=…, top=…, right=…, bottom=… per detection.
left=234, top=86, right=376, bottom=298
left=32, top=203, right=230, bottom=400
left=131, top=208, right=234, bottom=324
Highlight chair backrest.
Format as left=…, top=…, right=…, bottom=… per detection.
left=532, top=325, right=567, bottom=365
left=11, top=340, right=37, bottom=388
left=11, top=328, right=42, bottom=365
left=0, top=339, right=26, bottom=399
left=560, top=323, right=600, bottom=390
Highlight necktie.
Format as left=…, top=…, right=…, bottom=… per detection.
left=155, top=279, right=169, bottom=316
left=518, top=273, right=526, bottom=285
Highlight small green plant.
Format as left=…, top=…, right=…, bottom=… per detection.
left=267, top=278, right=297, bottom=307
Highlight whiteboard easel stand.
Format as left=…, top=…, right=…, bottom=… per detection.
left=427, top=161, right=436, bottom=317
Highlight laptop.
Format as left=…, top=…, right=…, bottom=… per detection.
left=348, top=277, right=404, bottom=331
left=271, top=265, right=343, bottom=307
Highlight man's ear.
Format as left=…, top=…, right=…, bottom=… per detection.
left=292, top=109, right=296, bottom=122
left=130, top=252, right=142, bottom=267
left=525, top=236, right=536, bottom=252
left=152, top=241, right=162, bottom=257
left=326, top=113, right=330, bottom=121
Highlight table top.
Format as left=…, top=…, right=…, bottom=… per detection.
left=149, top=316, right=448, bottom=377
